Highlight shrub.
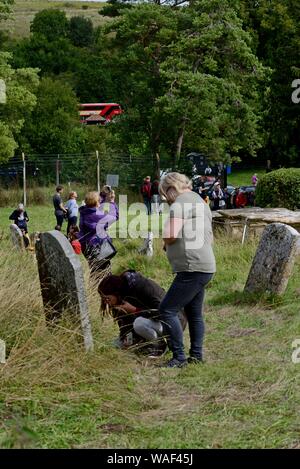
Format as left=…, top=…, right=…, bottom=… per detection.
left=29, top=187, right=47, bottom=205
left=255, top=168, right=300, bottom=210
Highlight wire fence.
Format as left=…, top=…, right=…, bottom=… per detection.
left=0, top=151, right=156, bottom=205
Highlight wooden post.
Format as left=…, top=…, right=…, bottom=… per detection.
left=96, top=150, right=100, bottom=192
left=22, top=152, right=26, bottom=207
left=56, top=155, right=60, bottom=186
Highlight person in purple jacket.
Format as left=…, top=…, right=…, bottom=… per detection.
left=78, top=191, right=119, bottom=276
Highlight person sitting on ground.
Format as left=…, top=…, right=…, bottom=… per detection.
left=98, top=270, right=187, bottom=357
left=9, top=203, right=30, bottom=248
left=65, top=191, right=79, bottom=235
left=53, top=185, right=67, bottom=230
left=68, top=225, right=81, bottom=255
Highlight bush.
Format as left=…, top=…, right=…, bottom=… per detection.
left=255, top=168, right=300, bottom=210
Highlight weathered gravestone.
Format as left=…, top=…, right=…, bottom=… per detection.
left=0, top=339, right=6, bottom=364
left=35, top=231, right=94, bottom=351
left=244, top=223, right=300, bottom=295
left=10, top=224, right=25, bottom=251
left=138, top=232, right=154, bottom=257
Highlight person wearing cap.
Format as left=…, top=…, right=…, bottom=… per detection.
left=9, top=204, right=30, bottom=248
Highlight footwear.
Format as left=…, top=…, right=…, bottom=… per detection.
left=160, top=358, right=187, bottom=368
left=147, top=339, right=168, bottom=358
left=187, top=356, right=203, bottom=364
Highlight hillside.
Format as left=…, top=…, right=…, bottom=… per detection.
left=0, top=1, right=107, bottom=38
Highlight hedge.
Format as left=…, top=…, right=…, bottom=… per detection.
left=255, top=168, right=300, bottom=210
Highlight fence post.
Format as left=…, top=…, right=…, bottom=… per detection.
left=56, top=155, right=60, bottom=186
left=96, top=150, right=100, bottom=192
left=22, top=152, right=26, bottom=207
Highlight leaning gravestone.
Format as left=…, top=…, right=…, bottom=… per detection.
left=35, top=231, right=93, bottom=351
left=10, top=224, right=25, bottom=251
left=244, top=223, right=300, bottom=295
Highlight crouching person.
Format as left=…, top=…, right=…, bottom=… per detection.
left=98, top=270, right=187, bottom=357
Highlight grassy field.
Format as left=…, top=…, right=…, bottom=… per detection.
left=1, top=205, right=300, bottom=448
left=0, top=1, right=107, bottom=38
left=228, top=168, right=266, bottom=187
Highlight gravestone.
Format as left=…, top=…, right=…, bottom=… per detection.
left=0, top=339, right=5, bottom=364
left=244, top=223, right=300, bottom=295
left=138, top=232, right=153, bottom=257
left=35, top=231, right=93, bottom=351
left=10, top=224, right=25, bottom=250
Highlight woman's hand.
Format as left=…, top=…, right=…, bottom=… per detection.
left=116, top=301, right=137, bottom=314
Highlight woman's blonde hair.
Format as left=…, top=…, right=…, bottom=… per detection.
left=69, top=191, right=77, bottom=199
left=159, top=172, right=192, bottom=204
left=85, top=191, right=100, bottom=207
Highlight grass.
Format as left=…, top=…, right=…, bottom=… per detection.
left=1, top=205, right=300, bottom=448
left=0, top=1, right=107, bottom=38
left=228, top=168, right=266, bottom=187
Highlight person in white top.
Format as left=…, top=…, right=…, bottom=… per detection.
left=65, top=191, right=78, bottom=235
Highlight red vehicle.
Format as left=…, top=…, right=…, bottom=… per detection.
left=79, top=103, right=123, bottom=125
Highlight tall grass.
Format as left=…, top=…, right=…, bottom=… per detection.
left=1, top=210, right=300, bottom=448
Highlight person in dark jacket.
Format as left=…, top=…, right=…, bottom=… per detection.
left=9, top=203, right=29, bottom=232
left=78, top=191, right=119, bottom=276
left=9, top=203, right=30, bottom=248
left=98, top=271, right=187, bottom=356
left=53, top=185, right=67, bottom=229
left=141, top=176, right=152, bottom=215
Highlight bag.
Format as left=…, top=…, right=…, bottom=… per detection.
left=87, top=238, right=117, bottom=264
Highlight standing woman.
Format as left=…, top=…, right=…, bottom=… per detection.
left=159, top=172, right=216, bottom=368
left=65, top=191, right=78, bottom=235
left=78, top=191, right=118, bottom=278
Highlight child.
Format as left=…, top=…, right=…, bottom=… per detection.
left=68, top=225, right=81, bottom=255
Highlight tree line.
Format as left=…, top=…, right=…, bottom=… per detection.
left=0, top=0, right=300, bottom=181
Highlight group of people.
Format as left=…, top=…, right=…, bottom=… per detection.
left=10, top=172, right=216, bottom=369
left=194, top=174, right=257, bottom=211
left=52, top=184, right=119, bottom=275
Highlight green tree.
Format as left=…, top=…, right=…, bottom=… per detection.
left=69, top=16, right=94, bottom=47
left=0, top=52, right=39, bottom=162
left=21, top=76, right=87, bottom=156
left=100, top=2, right=267, bottom=173
left=159, top=0, right=268, bottom=166
left=0, top=0, right=13, bottom=21
left=30, top=9, right=69, bottom=42
left=248, top=0, right=300, bottom=166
